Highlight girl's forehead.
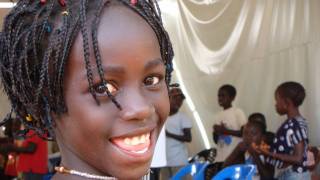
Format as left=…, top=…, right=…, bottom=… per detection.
left=66, top=4, right=161, bottom=78
left=99, top=6, right=159, bottom=50
left=245, top=123, right=258, bottom=131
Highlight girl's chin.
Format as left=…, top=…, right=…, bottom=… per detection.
left=114, top=166, right=150, bottom=180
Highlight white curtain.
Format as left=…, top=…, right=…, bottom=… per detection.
left=159, top=0, right=320, bottom=153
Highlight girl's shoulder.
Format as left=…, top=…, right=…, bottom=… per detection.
left=283, top=116, right=306, bottom=126
left=290, top=116, right=308, bottom=128
left=277, top=117, right=306, bottom=135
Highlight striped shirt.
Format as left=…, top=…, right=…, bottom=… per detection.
left=266, top=116, right=309, bottom=173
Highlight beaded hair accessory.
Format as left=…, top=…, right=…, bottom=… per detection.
left=26, top=114, right=33, bottom=122
left=58, top=0, right=66, bottom=6
left=41, top=0, right=136, bottom=6
left=131, top=0, right=138, bottom=5
left=40, top=0, right=66, bottom=6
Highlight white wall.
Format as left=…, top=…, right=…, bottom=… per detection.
left=160, top=0, right=320, bottom=155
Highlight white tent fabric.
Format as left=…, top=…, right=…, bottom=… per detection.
left=159, top=0, right=320, bottom=152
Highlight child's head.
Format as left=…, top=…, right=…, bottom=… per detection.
left=242, top=120, right=264, bottom=146
left=218, top=84, right=236, bottom=109
left=0, top=0, right=173, bottom=179
left=169, top=86, right=185, bottom=115
left=248, top=113, right=267, bottom=134
left=263, top=131, right=275, bottom=146
left=275, top=81, right=306, bottom=115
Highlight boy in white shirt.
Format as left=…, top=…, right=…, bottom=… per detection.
left=212, top=84, right=247, bottom=167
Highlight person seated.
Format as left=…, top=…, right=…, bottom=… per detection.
left=307, top=146, right=320, bottom=180
left=223, top=115, right=274, bottom=180
left=263, top=131, right=275, bottom=147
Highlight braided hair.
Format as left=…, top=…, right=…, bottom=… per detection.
left=0, top=0, right=174, bottom=139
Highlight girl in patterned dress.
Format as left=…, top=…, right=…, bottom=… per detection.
left=255, top=81, right=310, bottom=180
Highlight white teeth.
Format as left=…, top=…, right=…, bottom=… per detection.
left=123, top=133, right=150, bottom=146
left=132, top=137, right=139, bottom=145
left=124, top=138, right=130, bottom=145
left=131, top=147, right=148, bottom=154
left=140, top=135, right=145, bottom=143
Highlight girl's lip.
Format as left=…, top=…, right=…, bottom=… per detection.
left=110, top=132, right=151, bottom=153
left=110, top=123, right=156, bottom=139
left=110, top=127, right=157, bottom=159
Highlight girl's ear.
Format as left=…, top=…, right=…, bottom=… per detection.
left=284, top=97, right=293, bottom=108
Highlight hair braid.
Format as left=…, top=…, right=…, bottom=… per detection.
left=119, top=0, right=174, bottom=85
left=91, top=0, right=122, bottom=109
left=79, top=0, right=99, bottom=105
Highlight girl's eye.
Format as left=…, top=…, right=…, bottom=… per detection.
left=144, top=75, right=163, bottom=86
left=94, top=82, right=118, bottom=96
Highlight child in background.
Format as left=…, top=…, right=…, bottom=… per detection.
left=223, top=113, right=274, bottom=180
left=0, top=0, right=174, bottom=179
left=263, top=131, right=275, bottom=148
left=247, top=113, right=276, bottom=149
left=256, top=82, right=310, bottom=180
left=307, top=146, right=320, bottom=180
left=212, top=84, right=247, bottom=168
left=164, top=87, right=193, bottom=178
left=247, top=113, right=267, bottom=132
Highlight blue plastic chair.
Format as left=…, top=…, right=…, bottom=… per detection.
left=212, top=164, right=256, bottom=180
left=171, top=162, right=210, bottom=180
left=43, top=173, right=54, bottom=180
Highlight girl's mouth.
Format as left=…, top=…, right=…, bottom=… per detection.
left=110, top=132, right=151, bottom=155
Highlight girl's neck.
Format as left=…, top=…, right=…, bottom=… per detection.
left=286, top=108, right=300, bottom=119
left=55, top=141, right=108, bottom=178
left=169, top=109, right=179, bottom=116
left=223, top=105, right=232, bottom=110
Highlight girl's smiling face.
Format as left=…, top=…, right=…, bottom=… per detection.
left=54, top=4, right=169, bottom=179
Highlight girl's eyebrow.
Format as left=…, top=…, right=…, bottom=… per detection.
left=82, top=58, right=164, bottom=80
left=82, top=65, right=125, bottom=80
left=144, top=58, right=164, bottom=70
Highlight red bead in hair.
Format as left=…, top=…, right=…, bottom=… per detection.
left=59, top=0, right=66, bottom=6
left=131, top=0, right=137, bottom=5
left=40, top=0, right=46, bottom=4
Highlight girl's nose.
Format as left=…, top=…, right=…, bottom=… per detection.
left=119, top=88, right=154, bottom=121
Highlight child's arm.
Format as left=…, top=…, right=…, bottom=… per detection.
left=248, top=146, right=274, bottom=179
left=212, top=131, right=219, bottom=144
left=260, top=141, right=305, bottom=165
left=314, top=147, right=320, bottom=168
left=307, top=147, right=317, bottom=171
left=166, top=128, right=192, bottom=142
left=223, top=142, right=246, bottom=168
left=213, top=124, right=242, bottom=137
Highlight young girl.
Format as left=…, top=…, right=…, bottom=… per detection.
left=257, top=82, right=310, bottom=180
left=0, top=0, right=173, bottom=179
